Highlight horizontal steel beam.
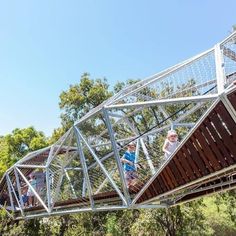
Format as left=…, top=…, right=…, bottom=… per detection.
left=16, top=164, right=46, bottom=169
left=105, top=94, right=218, bottom=110
left=171, top=184, right=236, bottom=207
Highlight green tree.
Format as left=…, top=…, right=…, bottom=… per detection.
left=59, top=73, right=112, bottom=128
left=0, top=127, right=48, bottom=179
left=202, top=193, right=236, bottom=236
left=49, top=73, right=113, bottom=143
left=0, top=137, right=11, bottom=177
left=0, top=127, right=48, bottom=235
left=4, top=126, right=48, bottom=160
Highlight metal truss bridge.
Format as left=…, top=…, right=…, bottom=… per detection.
left=1, top=31, right=236, bottom=220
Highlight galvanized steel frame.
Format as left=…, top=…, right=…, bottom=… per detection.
left=1, top=31, right=236, bottom=219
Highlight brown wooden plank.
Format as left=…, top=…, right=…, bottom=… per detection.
left=150, top=182, right=160, bottom=196
left=193, top=129, right=221, bottom=170
left=160, top=171, right=173, bottom=190
left=181, top=145, right=201, bottom=177
left=204, top=117, right=234, bottom=165
left=172, top=156, right=189, bottom=183
left=156, top=179, right=165, bottom=194
left=167, top=160, right=185, bottom=185
left=215, top=104, right=236, bottom=144
left=165, top=165, right=179, bottom=188
left=190, top=136, right=214, bottom=173
left=199, top=124, right=228, bottom=167
left=151, top=178, right=163, bottom=194
left=162, top=168, right=175, bottom=189
left=210, top=110, right=236, bottom=161
left=186, top=140, right=209, bottom=175
left=139, top=190, right=149, bottom=200
left=152, top=178, right=164, bottom=194
left=149, top=178, right=163, bottom=194
left=227, top=91, right=236, bottom=110
left=157, top=174, right=168, bottom=192
left=175, top=153, right=195, bottom=181
left=145, top=187, right=154, bottom=199
left=137, top=196, right=144, bottom=203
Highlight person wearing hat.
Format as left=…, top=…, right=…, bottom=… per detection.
left=162, top=130, right=179, bottom=160
left=27, top=173, right=37, bottom=207
left=121, top=142, right=138, bottom=188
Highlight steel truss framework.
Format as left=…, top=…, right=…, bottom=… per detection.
left=1, top=31, right=236, bottom=220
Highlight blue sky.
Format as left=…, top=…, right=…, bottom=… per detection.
left=0, top=0, right=235, bottom=137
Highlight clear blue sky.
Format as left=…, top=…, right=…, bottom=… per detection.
left=0, top=0, right=235, bottom=137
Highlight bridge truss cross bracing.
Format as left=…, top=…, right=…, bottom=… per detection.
left=1, top=31, right=236, bottom=220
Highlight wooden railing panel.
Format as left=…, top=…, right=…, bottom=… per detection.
left=137, top=92, right=236, bottom=204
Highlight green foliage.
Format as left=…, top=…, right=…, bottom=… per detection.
left=131, top=202, right=210, bottom=236
left=63, top=212, right=107, bottom=236
left=202, top=193, right=236, bottom=236
left=59, top=73, right=112, bottom=129
left=0, top=137, right=11, bottom=177
left=0, top=127, right=48, bottom=179
left=232, top=25, right=236, bottom=32
left=0, top=127, right=49, bottom=235
left=49, top=127, right=66, bottom=144
left=113, top=79, right=140, bottom=93
left=4, top=126, right=48, bottom=159
left=105, top=213, right=121, bottom=236
left=0, top=209, right=25, bottom=236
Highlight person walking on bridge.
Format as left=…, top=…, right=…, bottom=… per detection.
left=162, top=130, right=179, bottom=160
left=121, top=142, right=138, bottom=188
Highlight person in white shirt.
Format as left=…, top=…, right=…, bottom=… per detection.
left=27, top=174, right=37, bottom=207
left=162, top=130, right=179, bottom=160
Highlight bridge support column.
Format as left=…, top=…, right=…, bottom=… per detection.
left=215, top=43, right=225, bottom=94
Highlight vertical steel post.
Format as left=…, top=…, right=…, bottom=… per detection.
left=135, top=139, right=140, bottom=165
left=82, top=177, right=86, bottom=197
left=45, top=167, right=52, bottom=212
left=6, top=174, right=14, bottom=211
left=14, top=168, right=25, bottom=211
left=6, top=174, right=24, bottom=216
left=103, top=108, right=130, bottom=204
left=215, top=43, right=225, bottom=94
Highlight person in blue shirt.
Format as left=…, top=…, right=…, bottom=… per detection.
left=121, top=142, right=138, bottom=188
